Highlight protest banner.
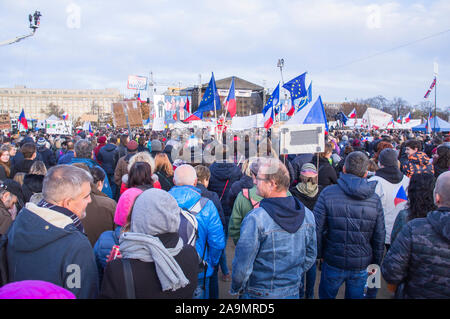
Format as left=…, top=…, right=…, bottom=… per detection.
left=0, top=114, right=11, bottom=130
left=127, top=75, right=148, bottom=90
left=112, top=101, right=144, bottom=128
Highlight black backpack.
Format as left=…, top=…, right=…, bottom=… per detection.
left=0, top=234, right=9, bottom=287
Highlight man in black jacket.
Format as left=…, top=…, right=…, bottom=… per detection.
left=313, top=151, right=385, bottom=299
left=97, top=136, right=118, bottom=197
left=36, top=137, right=56, bottom=169
left=381, top=171, right=450, bottom=299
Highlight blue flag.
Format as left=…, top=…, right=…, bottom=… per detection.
left=263, top=83, right=280, bottom=116
left=197, top=72, right=221, bottom=114
left=296, top=82, right=312, bottom=112
left=303, top=96, right=329, bottom=132
left=283, top=73, right=307, bottom=102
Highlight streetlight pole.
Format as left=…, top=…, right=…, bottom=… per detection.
left=277, top=59, right=285, bottom=123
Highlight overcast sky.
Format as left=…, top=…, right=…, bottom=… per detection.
left=1, top=0, right=449, bottom=108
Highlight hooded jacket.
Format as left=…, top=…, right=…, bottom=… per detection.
left=370, top=167, right=410, bottom=244
left=230, top=196, right=316, bottom=298
left=313, top=173, right=386, bottom=271
left=97, top=144, right=117, bottom=174
left=6, top=203, right=99, bottom=299
left=169, top=185, right=225, bottom=279
left=208, top=162, right=242, bottom=218
left=57, top=150, right=74, bottom=165
left=226, top=175, right=254, bottom=211
left=402, top=151, right=434, bottom=178
left=381, top=208, right=450, bottom=298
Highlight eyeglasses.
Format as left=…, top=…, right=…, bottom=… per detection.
left=255, top=176, right=269, bottom=182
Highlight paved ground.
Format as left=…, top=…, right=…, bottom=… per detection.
left=218, top=238, right=394, bottom=299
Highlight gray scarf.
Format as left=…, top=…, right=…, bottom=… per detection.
left=296, top=182, right=319, bottom=198
left=119, top=232, right=189, bottom=292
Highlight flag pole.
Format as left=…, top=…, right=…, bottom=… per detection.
left=434, top=76, right=437, bottom=134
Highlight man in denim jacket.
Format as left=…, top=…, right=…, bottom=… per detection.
left=230, top=158, right=317, bottom=299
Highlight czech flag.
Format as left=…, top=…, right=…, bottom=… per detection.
left=62, top=113, right=69, bottom=121
left=137, top=92, right=144, bottom=103
left=18, top=109, right=28, bottom=130
left=396, top=116, right=402, bottom=124
left=224, top=77, right=237, bottom=118
left=348, top=108, right=356, bottom=119
left=184, top=111, right=203, bottom=122
left=404, top=112, right=411, bottom=123
left=263, top=106, right=275, bottom=130
left=394, top=185, right=408, bottom=206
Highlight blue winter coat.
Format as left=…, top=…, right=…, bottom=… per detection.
left=6, top=203, right=99, bottom=299
left=208, top=162, right=242, bottom=218
left=169, top=185, right=225, bottom=279
left=313, top=173, right=386, bottom=271
left=94, top=226, right=121, bottom=280
left=57, top=150, right=74, bottom=164
left=381, top=208, right=450, bottom=298
left=71, top=157, right=113, bottom=199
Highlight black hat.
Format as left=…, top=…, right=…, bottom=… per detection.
left=379, top=148, right=398, bottom=167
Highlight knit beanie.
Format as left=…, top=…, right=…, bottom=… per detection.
left=114, top=187, right=143, bottom=226
left=379, top=148, right=398, bottom=167
left=130, top=188, right=181, bottom=236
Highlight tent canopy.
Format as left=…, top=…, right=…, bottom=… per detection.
left=412, top=116, right=450, bottom=133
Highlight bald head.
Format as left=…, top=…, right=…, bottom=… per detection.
left=434, top=171, right=450, bottom=207
left=174, top=164, right=197, bottom=186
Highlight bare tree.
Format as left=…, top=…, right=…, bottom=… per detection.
left=41, top=103, right=65, bottom=118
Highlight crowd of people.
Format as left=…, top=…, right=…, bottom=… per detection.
left=0, top=126, right=449, bottom=299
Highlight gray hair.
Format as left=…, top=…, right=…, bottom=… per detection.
left=127, top=152, right=155, bottom=173
left=43, top=165, right=93, bottom=203
left=344, top=151, right=369, bottom=178
left=173, top=164, right=197, bottom=186
left=74, top=139, right=93, bottom=159
left=435, top=171, right=450, bottom=207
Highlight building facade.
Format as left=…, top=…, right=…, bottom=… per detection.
left=0, top=85, right=123, bottom=121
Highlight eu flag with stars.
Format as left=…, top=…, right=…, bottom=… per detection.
left=283, top=72, right=307, bottom=102
left=197, top=72, right=221, bottom=114
left=263, top=83, right=280, bottom=115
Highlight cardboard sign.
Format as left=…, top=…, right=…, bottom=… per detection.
left=112, top=101, right=144, bottom=128
left=0, top=114, right=11, bottom=130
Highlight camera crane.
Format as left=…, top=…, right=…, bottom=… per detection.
left=0, top=10, right=42, bottom=46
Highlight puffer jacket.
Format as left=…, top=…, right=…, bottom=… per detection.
left=313, top=173, right=386, bottom=271
left=169, top=185, right=225, bottom=279
left=208, top=162, right=242, bottom=218
left=381, top=208, right=450, bottom=298
left=402, top=151, right=434, bottom=178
